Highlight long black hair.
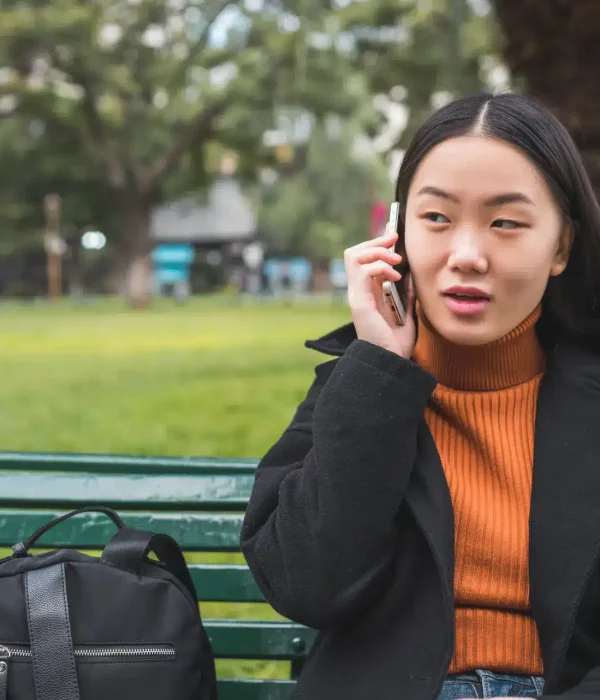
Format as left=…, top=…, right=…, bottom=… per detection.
left=394, top=91, right=600, bottom=350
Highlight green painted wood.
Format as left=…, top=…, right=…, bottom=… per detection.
left=191, top=565, right=264, bottom=602
left=205, top=620, right=316, bottom=659
left=0, top=510, right=243, bottom=550
left=217, top=679, right=295, bottom=700
left=0, top=452, right=314, bottom=691
left=0, top=451, right=259, bottom=475
left=0, top=471, right=253, bottom=509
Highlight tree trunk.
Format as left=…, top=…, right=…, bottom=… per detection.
left=120, top=200, right=153, bottom=308
left=494, top=0, right=600, bottom=191
left=311, top=259, right=332, bottom=293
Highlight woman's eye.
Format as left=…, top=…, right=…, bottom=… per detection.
left=492, top=219, right=522, bottom=230
left=424, top=212, right=450, bottom=224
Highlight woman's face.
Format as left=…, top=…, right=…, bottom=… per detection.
left=404, top=135, right=572, bottom=346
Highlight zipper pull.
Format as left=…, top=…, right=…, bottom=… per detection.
left=0, top=646, right=9, bottom=700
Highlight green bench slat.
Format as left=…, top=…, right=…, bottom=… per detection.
left=217, top=679, right=296, bottom=700
left=192, top=564, right=264, bottom=602
left=0, top=452, right=259, bottom=476
left=0, top=453, right=312, bottom=693
left=205, top=620, right=316, bottom=659
left=0, top=471, right=253, bottom=509
left=0, top=510, right=243, bottom=550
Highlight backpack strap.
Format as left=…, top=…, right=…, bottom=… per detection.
left=100, top=528, right=197, bottom=600
left=23, top=507, right=124, bottom=553
left=25, top=563, right=81, bottom=700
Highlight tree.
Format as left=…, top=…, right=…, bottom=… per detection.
left=334, top=0, right=500, bottom=151
left=0, top=111, right=126, bottom=296
left=493, top=0, right=600, bottom=191
left=259, top=121, right=390, bottom=278
left=0, top=0, right=354, bottom=305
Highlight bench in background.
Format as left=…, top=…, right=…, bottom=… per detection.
left=0, top=451, right=316, bottom=700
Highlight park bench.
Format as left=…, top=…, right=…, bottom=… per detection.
left=0, top=451, right=316, bottom=700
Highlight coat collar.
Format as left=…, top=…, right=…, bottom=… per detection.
left=305, top=323, right=357, bottom=357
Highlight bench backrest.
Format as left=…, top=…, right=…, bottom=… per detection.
left=0, top=452, right=315, bottom=700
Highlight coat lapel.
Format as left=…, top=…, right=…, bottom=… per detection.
left=406, top=421, right=455, bottom=609
left=530, top=342, right=600, bottom=688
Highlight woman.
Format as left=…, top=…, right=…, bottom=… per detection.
left=241, top=92, right=600, bottom=700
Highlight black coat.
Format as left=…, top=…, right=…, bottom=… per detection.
left=241, top=323, right=600, bottom=700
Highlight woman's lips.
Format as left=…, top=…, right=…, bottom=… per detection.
left=443, top=293, right=490, bottom=316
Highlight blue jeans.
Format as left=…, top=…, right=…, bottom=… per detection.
left=438, top=670, right=545, bottom=699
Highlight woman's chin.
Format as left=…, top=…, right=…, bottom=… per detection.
left=431, top=316, right=500, bottom=347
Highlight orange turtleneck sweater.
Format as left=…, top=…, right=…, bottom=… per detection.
left=413, top=305, right=546, bottom=676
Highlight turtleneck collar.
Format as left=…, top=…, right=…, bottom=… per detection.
left=413, top=303, right=546, bottom=391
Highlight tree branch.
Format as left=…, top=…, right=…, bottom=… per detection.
left=170, top=0, right=236, bottom=87
left=140, top=94, right=231, bottom=195
left=79, top=89, right=128, bottom=190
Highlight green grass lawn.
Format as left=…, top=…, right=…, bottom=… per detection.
left=0, top=295, right=350, bottom=680
left=0, top=295, right=349, bottom=456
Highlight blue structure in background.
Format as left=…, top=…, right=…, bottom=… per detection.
left=153, top=244, right=195, bottom=285
left=329, top=259, right=347, bottom=289
left=263, top=257, right=312, bottom=293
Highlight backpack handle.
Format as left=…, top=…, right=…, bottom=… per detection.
left=18, top=506, right=125, bottom=554
left=100, top=527, right=197, bottom=600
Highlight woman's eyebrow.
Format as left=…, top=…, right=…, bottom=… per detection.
left=483, top=192, right=534, bottom=207
left=416, top=186, right=534, bottom=207
left=417, top=186, right=460, bottom=202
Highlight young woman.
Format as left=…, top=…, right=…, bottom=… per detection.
left=241, top=92, right=600, bottom=700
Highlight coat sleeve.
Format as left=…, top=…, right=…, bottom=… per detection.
left=240, top=339, right=437, bottom=630
left=540, top=668, right=600, bottom=699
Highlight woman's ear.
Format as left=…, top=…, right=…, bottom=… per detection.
left=550, top=221, right=574, bottom=277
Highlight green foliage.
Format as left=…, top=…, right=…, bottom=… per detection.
left=0, top=115, right=116, bottom=255
left=259, top=122, right=390, bottom=260
left=0, top=0, right=355, bottom=198
left=0, top=0, right=500, bottom=292
left=335, top=0, right=500, bottom=149
left=0, top=0, right=360, bottom=291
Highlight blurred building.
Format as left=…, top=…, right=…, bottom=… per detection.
left=150, top=177, right=259, bottom=293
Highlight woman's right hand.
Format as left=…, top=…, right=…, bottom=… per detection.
left=344, top=226, right=417, bottom=359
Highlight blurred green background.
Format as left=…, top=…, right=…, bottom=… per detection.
left=0, top=296, right=348, bottom=456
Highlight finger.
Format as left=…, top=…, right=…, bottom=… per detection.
left=356, top=247, right=402, bottom=266
left=347, top=226, right=398, bottom=253
left=360, top=261, right=402, bottom=281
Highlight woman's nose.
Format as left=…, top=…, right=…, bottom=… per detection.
left=446, top=230, right=488, bottom=274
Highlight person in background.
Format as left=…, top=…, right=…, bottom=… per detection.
left=241, top=92, right=600, bottom=700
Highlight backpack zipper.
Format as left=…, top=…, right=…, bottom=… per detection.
left=0, top=643, right=175, bottom=661
left=0, top=644, right=175, bottom=700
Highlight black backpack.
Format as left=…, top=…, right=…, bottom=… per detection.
left=0, top=506, right=217, bottom=700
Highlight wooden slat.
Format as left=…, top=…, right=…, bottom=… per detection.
left=0, top=510, right=244, bottom=551
left=192, top=565, right=264, bottom=602
left=217, top=679, right=295, bottom=700
left=0, top=471, right=254, bottom=510
left=205, top=620, right=316, bottom=660
left=0, top=451, right=258, bottom=475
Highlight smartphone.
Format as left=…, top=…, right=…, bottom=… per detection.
left=382, top=202, right=408, bottom=325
